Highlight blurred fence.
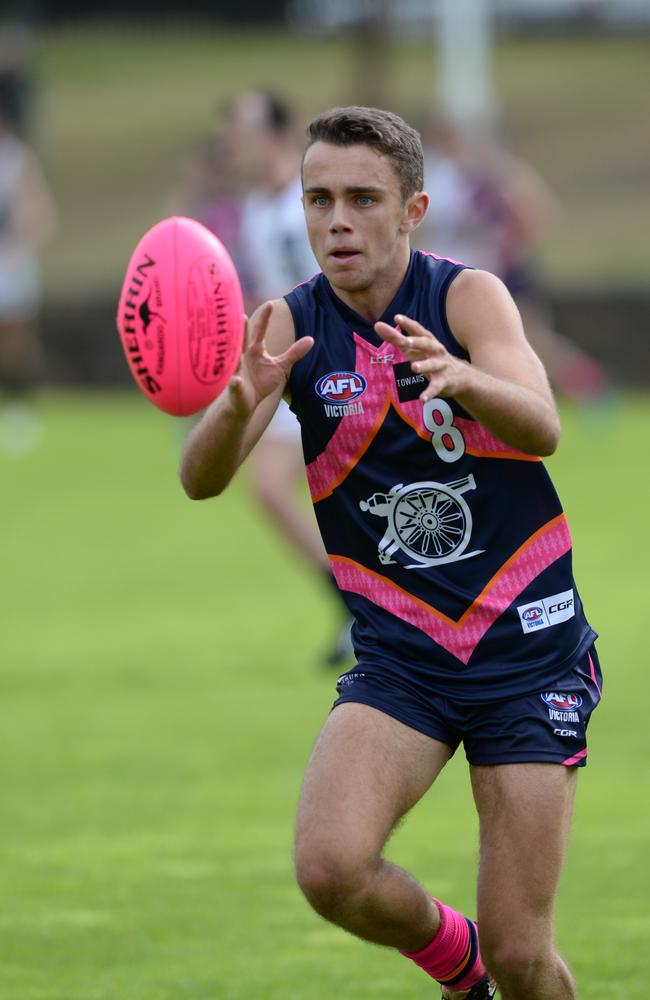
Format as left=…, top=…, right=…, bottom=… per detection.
left=14, top=1, right=287, bottom=24
left=41, top=292, right=650, bottom=389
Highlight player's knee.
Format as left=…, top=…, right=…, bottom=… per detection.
left=480, top=933, right=547, bottom=987
left=294, top=844, right=371, bottom=920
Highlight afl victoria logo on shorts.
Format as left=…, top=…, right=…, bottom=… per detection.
left=541, top=691, right=583, bottom=725
left=541, top=692, right=583, bottom=711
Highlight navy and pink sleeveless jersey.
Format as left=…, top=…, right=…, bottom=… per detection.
left=285, top=250, right=596, bottom=701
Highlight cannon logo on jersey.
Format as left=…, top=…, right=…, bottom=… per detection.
left=316, top=371, right=367, bottom=417
left=359, top=477, right=483, bottom=569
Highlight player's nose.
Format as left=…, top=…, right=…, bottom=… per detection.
left=328, top=200, right=352, bottom=232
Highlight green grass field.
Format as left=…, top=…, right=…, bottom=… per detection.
left=2, top=391, right=648, bottom=999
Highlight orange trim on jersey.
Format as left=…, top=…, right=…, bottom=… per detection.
left=329, top=513, right=569, bottom=630
left=392, top=402, right=431, bottom=442
left=458, top=513, right=568, bottom=624
left=465, top=447, right=541, bottom=462
left=331, top=554, right=457, bottom=624
left=307, top=357, right=542, bottom=504
left=392, top=397, right=541, bottom=460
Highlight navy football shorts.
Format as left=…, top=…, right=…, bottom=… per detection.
left=333, top=645, right=602, bottom=767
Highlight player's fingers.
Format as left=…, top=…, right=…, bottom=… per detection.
left=241, top=314, right=251, bottom=352
left=400, top=336, right=444, bottom=357
left=288, top=335, right=315, bottom=364
left=227, top=373, right=246, bottom=403
left=226, top=374, right=256, bottom=416
left=419, top=380, right=447, bottom=403
left=277, top=336, right=314, bottom=369
left=247, top=301, right=273, bottom=351
left=394, top=313, right=440, bottom=345
left=411, top=355, right=446, bottom=375
left=374, top=320, right=408, bottom=347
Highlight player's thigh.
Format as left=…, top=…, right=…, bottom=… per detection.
left=296, top=702, right=451, bottom=867
left=470, top=763, right=577, bottom=947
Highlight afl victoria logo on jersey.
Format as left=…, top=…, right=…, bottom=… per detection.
left=316, top=371, right=367, bottom=402
left=316, top=371, right=367, bottom=417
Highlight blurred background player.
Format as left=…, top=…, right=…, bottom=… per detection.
left=0, top=27, right=57, bottom=455
left=171, top=89, right=353, bottom=666
left=414, top=116, right=613, bottom=405
left=223, top=89, right=354, bottom=667
left=164, top=132, right=256, bottom=304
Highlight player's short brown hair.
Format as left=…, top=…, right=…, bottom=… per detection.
left=304, top=106, right=424, bottom=201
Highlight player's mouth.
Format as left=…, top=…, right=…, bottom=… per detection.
left=329, top=248, right=361, bottom=262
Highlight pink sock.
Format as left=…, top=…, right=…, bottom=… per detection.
left=402, top=898, right=486, bottom=991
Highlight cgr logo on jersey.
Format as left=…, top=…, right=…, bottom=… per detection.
left=517, top=589, right=575, bottom=634
left=316, top=371, right=367, bottom=417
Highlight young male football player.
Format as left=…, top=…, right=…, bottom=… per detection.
left=180, top=106, right=601, bottom=1000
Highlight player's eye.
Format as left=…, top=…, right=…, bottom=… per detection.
left=357, top=195, right=375, bottom=206
left=310, top=195, right=329, bottom=207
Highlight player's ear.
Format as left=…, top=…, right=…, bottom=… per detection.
left=400, top=191, right=430, bottom=234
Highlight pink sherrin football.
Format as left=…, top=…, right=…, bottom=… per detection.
left=116, top=216, right=244, bottom=416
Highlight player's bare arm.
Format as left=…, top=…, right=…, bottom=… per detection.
left=375, top=268, right=560, bottom=456
left=180, top=299, right=313, bottom=499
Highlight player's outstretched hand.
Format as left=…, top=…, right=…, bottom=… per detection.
left=375, top=313, right=469, bottom=402
left=229, top=302, right=313, bottom=417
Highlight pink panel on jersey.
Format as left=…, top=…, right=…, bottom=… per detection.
left=391, top=397, right=536, bottom=460
left=330, top=514, right=572, bottom=665
left=306, top=335, right=395, bottom=502
left=455, top=417, right=539, bottom=460
left=306, top=334, right=538, bottom=502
